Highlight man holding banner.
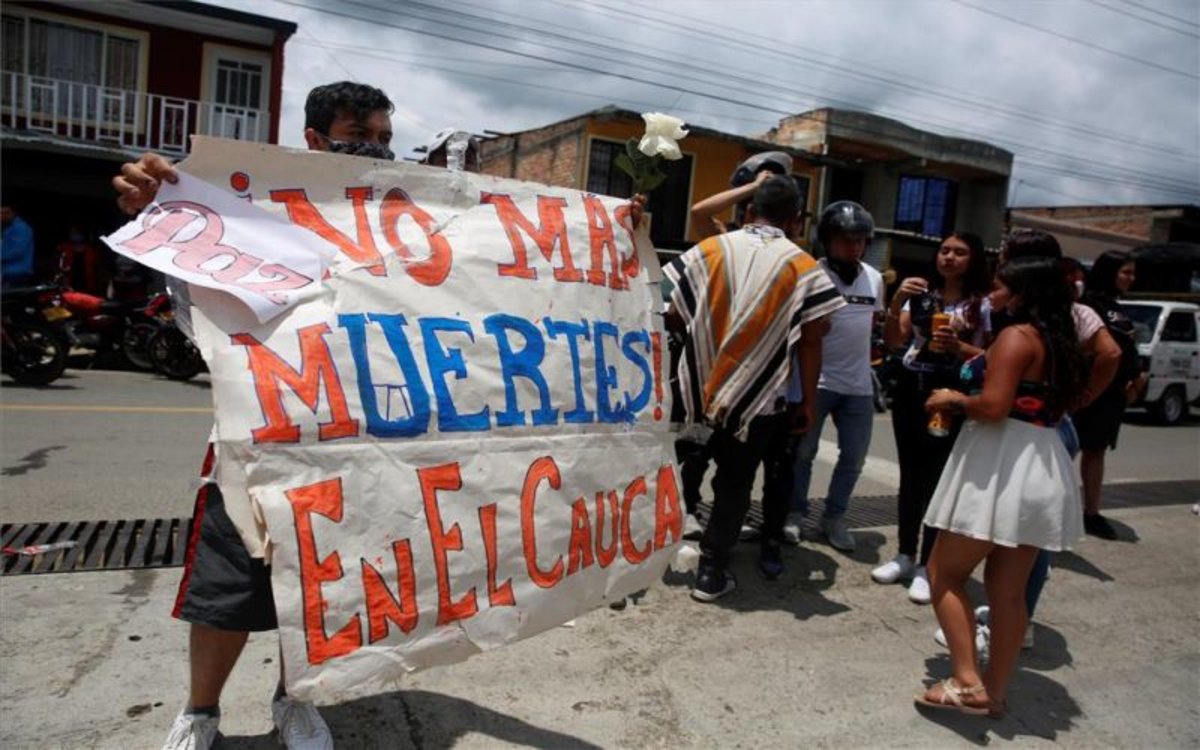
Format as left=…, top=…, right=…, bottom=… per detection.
left=115, top=81, right=396, bottom=750
left=666, top=176, right=844, bottom=602
left=114, top=81, right=662, bottom=750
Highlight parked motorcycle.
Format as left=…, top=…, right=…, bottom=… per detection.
left=1, top=284, right=72, bottom=386
left=59, top=289, right=170, bottom=371
left=870, top=332, right=903, bottom=413
left=146, top=322, right=205, bottom=381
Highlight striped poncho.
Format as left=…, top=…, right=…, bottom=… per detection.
left=666, top=224, right=844, bottom=440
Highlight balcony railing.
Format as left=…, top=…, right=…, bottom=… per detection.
left=1, top=71, right=270, bottom=156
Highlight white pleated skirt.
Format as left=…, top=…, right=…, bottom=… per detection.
left=924, top=418, right=1084, bottom=551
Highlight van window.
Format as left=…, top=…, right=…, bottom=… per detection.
left=1161, top=312, right=1197, bottom=343
left=1120, top=303, right=1161, bottom=345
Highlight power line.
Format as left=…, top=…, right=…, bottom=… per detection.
left=554, top=0, right=1197, bottom=162
left=948, top=0, right=1199, bottom=80
left=297, top=27, right=1200, bottom=196
left=292, top=26, right=434, bottom=131
left=1009, top=177, right=1110, bottom=207
left=1115, top=0, right=1200, bottom=29
left=291, top=38, right=563, bottom=73
left=291, top=38, right=779, bottom=132
left=361, top=0, right=1198, bottom=191
left=1084, top=0, right=1200, bottom=38
left=270, top=0, right=1199, bottom=197
left=1018, top=160, right=1197, bottom=199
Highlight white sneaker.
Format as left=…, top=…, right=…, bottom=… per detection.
left=272, top=695, right=333, bottom=750
left=1023, top=622, right=1035, bottom=650
left=933, top=623, right=991, bottom=660
left=908, top=566, right=931, bottom=604
left=162, top=709, right=220, bottom=750
left=871, top=553, right=915, bottom=584
left=781, top=512, right=804, bottom=545
left=683, top=513, right=703, bottom=541
left=820, top=516, right=856, bottom=552
left=977, top=624, right=991, bottom=662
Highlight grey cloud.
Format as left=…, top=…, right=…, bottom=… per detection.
left=222, top=0, right=1198, bottom=204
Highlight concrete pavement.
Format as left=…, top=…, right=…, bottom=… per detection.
left=2, top=500, right=1197, bottom=749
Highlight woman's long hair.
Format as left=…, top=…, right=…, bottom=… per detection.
left=996, top=256, right=1088, bottom=410
left=1086, top=249, right=1133, bottom=300
left=929, top=230, right=991, bottom=328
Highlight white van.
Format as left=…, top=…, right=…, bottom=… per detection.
left=1119, top=300, right=1200, bottom=425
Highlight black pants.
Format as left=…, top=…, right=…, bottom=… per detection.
left=700, top=412, right=791, bottom=566
left=890, top=369, right=963, bottom=565
left=675, top=439, right=710, bottom=517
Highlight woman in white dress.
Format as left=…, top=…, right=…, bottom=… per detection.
left=914, top=256, right=1087, bottom=717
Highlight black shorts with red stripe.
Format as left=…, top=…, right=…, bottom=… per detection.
left=173, top=478, right=278, bottom=632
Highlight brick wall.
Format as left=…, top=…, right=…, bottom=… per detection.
left=1018, top=206, right=1154, bottom=240
left=480, top=118, right=584, bottom=188
left=761, top=110, right=829, bottom=151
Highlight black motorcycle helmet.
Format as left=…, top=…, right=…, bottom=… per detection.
left=730, top=151, right=793, bottom=187
left=817, top=200, right=875, bottom=248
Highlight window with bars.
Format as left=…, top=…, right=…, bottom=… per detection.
left=895, top=175, right=958, bottom=238
left=1, top=13, right=140, bottom=122
left=586, top=137, right=694, bottom=249
left=586, top=140, right=634, bottom=198
left=210, top=57, right=264, bottom=140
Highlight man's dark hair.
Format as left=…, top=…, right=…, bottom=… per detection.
left=752, top=175, right=801, bottom=226
left=304, top=82, right=393, bottom=134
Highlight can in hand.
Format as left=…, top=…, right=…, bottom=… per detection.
left=929, top=312, right=952, bottom=352
left=927, top=409, right=952, bottom=437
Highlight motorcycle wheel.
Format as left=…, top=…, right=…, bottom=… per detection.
left=147, top=327, right=204, bottom=381
left=4, top=319, right=69, bottom=385
left=121, top=321, right=161, bottom=371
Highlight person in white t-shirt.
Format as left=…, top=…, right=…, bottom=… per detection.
left=784, top=201, right=883, bottom=552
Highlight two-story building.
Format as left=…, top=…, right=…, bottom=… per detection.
left=478, top=105, right=835, bottom=255
left=1, top=0, right=295, bottom=286
left=482, top=105, right=1013, bottom=284
left=762, top=108, right=1013, bottom=281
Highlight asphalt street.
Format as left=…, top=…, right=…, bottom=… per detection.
left=1, top=368, right=1198, bottom=748
left=2, top=368, right=1197, bottom=524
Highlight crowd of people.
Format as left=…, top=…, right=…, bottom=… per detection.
left=668, top=154, right=1143, bottom=720
left=102, top=79, right=1148, bottom=747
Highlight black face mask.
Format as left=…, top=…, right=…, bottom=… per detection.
left=320, top=134, right=395, bottom=161
left=827, top=257, right=860, bottom=285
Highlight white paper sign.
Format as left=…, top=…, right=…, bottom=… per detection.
left=169, top=137, right=680, bottom=701
left=103, top=173, right=334, bottom=323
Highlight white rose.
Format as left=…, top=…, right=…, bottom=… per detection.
left=638, top=112, right=688, bottom=161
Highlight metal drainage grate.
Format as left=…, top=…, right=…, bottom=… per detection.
left=3, top=480, right=1195, bottom=576
left=1, top=518, right=193, bottom=576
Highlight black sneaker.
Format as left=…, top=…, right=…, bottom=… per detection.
left=758, top=541, right=784, bottom=580
left=691, top=560, right=736, bottom=602
left=1084, top=513, right=1119, bottom=540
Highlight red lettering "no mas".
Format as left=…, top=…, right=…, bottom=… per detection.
left=120, top=201, right=313, bottom=304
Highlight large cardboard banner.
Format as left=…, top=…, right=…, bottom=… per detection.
left=107, top=137, right=681, bottom=700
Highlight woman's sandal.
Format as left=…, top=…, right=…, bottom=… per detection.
left=913, top=679, right=991, bottom=716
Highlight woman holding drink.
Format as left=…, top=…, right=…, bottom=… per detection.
left=875, top=232, right=992, bottom=603
left=915, top=256, right=1086, bottom=716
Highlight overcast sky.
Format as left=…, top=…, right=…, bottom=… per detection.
left=212, top=0, right=1199, bottom=208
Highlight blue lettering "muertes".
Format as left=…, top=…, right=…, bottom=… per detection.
left=335, top=312, right=657, bottom=438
